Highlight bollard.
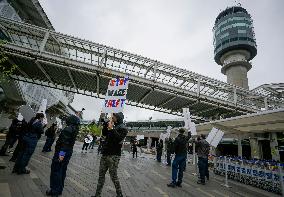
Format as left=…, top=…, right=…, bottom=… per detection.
left=192, top=153, right=198, bottom=176
left=278, top=163, right=284, bottom=197
left=221, top=156, right=231, bottom=188
left=192, top=142, right=196, bottom=165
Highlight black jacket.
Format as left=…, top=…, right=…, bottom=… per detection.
left=166, top=139, right=174, bottom=154
left=8, top=118, right=27, bottom=139
left=196, top=139, right=210, bottom=159
left=45, top=126, right=56, bottom=139
left=55, top=115, right=80, bottom=152
left=27, top=117, right=44, bottom=139
left=174, top=133, right=190, bottom=156
left=101, top=113, right=128, bottom=156
left=156, top=142, right=163, bottom=154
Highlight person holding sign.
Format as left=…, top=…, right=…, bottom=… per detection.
left=93, top=112, right=128, bottom=197
left=167, top=128, right=191, bottom=188
left=196, top=134, right=210, bottom=185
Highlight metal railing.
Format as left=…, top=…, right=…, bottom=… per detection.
left=0, top=16, right=283, bottom=116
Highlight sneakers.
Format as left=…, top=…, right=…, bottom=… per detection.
left=17, top=169, right=30, bottom=175
left=0, top=166, right=6, bottom=169
left=167, top=182, right=176, bottom=188
left=176, top=182, right=182, bottom=187
left=46, top=189, right=60, bottom=197
left=197, top=180, right=205, bottom=185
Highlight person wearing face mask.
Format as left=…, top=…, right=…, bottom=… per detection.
left=0, top=113, right=27, bottom=157
left=12, top=113, right=45, bottom=174
left=46, top=111, right=81, bottom=197
left=93, top=112, right=128, bottom=197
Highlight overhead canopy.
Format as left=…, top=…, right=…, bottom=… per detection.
left=196, top=108, right=284, bottom=137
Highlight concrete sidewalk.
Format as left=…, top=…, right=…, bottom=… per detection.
left=0, top=139, right=280, bottom=197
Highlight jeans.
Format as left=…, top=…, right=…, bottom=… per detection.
left=0, top=136, right=17, bottom=155
left=171, top=155, right=186, bottom=184
left=50, top=149, right=73, bottom=195
left=13, top=134, right=38, bottom=172
left=156, top=152, right=162, bottom=162
left=132, top=149, right=137, bottom=158
left=43, top=137, right=55, bottom=152
left=10, top=138, right=25, bottom=161
left=166, top=151, right=171, bottom=165
left=198, top=157, right=208, bottom=182
left=82, top=142, right=89, bottom=151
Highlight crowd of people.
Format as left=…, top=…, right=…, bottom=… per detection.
left=154, top=129, right=210, bottom=187
left=0, top=109, right=214, bottom=197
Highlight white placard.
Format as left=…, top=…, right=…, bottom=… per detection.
left=102, top=76, right=129, bottom=113
left=206, top=127, right=224, bottom=147
left=189, top=122, right=197, bottom=136
left=38, top=99, right=47, bottom=113
left=137, top=135, right=144, bottom=140
left=211, top=130, right=224, bottom=147
left=166, top=126, right=172, bottom=134
left=160, top=132, right=168, bottom=141
left=183, top=108, right=191, bottom=129
left=19, top=105, right=35, bottom=122
left=206, top=127, right=218, bottom=144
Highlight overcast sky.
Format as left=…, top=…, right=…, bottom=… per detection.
left=38, top=0, right=284, bottom=121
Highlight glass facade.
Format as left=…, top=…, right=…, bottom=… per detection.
left=213, top=6, right=257, bottom=64
left=0, top=0, right=74, bottom=113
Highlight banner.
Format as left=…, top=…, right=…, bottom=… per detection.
left=206, top=127, right=224, bottom=147
left=183, top=108, right=191, bottom=129
left=102, top=76, right=129, bottom=113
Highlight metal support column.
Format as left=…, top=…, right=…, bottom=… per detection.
left=39, top=31, right=50, bottom=53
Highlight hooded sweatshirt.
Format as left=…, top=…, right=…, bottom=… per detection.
left=55, top=115, right=80, bottom=152
left=101, top=112, right=128, bottom=156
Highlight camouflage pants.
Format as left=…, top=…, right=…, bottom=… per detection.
left=95, top=155, right=122, bottom=197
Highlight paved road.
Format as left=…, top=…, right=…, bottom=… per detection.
left=0, top=140, right=280, bottom=197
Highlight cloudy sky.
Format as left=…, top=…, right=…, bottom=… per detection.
left=38, top=0, right=284, bottom=121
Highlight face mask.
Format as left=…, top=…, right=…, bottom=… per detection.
left=17, top=113, right=24, bottom=121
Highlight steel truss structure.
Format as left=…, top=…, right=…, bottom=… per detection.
left=0, top=17, right=283, bottom=120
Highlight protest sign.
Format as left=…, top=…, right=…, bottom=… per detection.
left=189, top=122, right=197, bottom=136
left=206, top=127, right=224, bottom=147
left=183, top=108, right=191, bottom=129
left=137, top=135, right=144, bottom=140
left=102, top=76, right=129, bottom=113
left=19, top=105, right=34, bottom=122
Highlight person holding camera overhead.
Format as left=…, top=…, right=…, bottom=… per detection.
left=93, top=112, right=128, bottom=197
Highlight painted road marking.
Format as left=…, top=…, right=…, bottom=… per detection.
left=67, top=177, right=89, bottom=192
left=153, top=186, right=169, bottom=197
left=197, top=188, right=215, bottom=197
left=0, top=183, right=11, bottom=197
left=213, top=190, right=229, bottom=197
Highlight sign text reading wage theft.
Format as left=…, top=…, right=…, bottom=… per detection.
left=102, top=76, right=129, bottom=113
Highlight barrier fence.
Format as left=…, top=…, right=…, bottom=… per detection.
left=212, top=155, right=284, bottom=195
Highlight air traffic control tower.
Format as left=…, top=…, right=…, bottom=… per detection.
left=213, top=6, right=257, bottom=89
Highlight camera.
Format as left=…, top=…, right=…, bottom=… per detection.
left=100, top=118, right=109, bottom=127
